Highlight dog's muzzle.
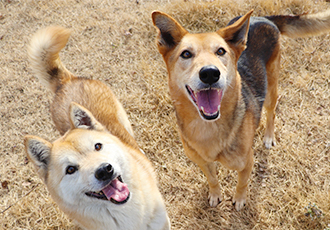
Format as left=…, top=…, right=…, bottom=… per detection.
left=95, top=163, right=114, bottom=181
left=186, top=65, right=223, bottom=121
left=199, top=65, right=220, bottom=85
left=85, top=163, right=130, bottom=204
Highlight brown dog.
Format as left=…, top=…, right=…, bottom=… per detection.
left=25, top=26, right=170, bottom=229
left=152, top=9, right=330, bottom=210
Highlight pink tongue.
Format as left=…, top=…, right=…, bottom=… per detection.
left=196, top=89, right=222, bottom=115
left=102, top=178, right=130, bottom=202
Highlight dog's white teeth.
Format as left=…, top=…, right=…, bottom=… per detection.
left=95, top=191, right=103, bottom=196
left=201, top=106, right=205, bottom=113
left=118, top=175, right=123, bottom=183
left=218, top=105, right=220, bottom=110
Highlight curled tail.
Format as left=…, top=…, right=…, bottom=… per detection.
left=266, top=9, right=330, bottom=38
left=28, top=26, right=76, bottom=93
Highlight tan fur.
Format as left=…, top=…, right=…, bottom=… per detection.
left=28, top=27, right=137, bottom=148
left=152, top=9, right=330, bottom=211
left=263, top=43, right=281, bottom=148
left=25, top=26, right=170, bottom=230
left=276, top=9, right=330, bottom=38
left=28, top=27, right=74, bottom=92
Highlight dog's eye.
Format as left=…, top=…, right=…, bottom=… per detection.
left=216, top=48, right=226, bottom=56
left=66, top=166, right=78, bottom=175
left=180, top=50, right=192, bottom=59
left=95, top=143, right=102, bottom=151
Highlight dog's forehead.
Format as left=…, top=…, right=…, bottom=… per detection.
left=52, top=137, right=87, bottom=159
left=50, top=130, right=127, bottom=171
left=180, top=32, right=228, bottom=50
left=53, top=129, right=119, bottom=155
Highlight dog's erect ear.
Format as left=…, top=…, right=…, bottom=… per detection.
left=152, top=11, right=188, bottom=55
left=69, top=102, right=104, bottom=131
left=24, top=135, right=52, bottom=182
left=217, top=10, right=253, bottom=55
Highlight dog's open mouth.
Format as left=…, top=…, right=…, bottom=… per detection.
left=85, top=175, right=130, bottom=204
left=186, top=85, right=222, bottom=120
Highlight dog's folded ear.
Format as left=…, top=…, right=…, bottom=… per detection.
left=217, top=10, right=253, bottom=56
left=152, top=11, right=188, bottom=55
left=24, top=135, right=52, bottom=182
left=69, top=102, right=105, bottom=131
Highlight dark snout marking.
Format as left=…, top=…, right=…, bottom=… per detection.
left=199, top=65, right=220, bottom=85
left=95, top=163, right=113, bottom=181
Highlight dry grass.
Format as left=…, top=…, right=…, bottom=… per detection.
left=1, top=0, right=329, bottom=229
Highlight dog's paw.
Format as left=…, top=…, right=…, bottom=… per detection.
left=208, top=191, right=222, bottom=207
left=232, top=195, right=246, bottom=211
left=263, top=136, right=276, bottom=149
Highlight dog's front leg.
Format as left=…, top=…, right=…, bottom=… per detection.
left=200, top=162, right=222, bottom=207
left=182, top=139, right=222, bottom=207
left=232, top=148, right=254, bottom=211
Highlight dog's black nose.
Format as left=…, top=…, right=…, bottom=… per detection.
left=199, top=65, right=220, bottom=85
left=95, top=163, right=113, bottom=181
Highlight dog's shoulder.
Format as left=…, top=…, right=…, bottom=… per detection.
left=231, top=15, right=281, bottom=119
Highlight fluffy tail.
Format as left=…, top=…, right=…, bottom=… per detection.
left=28, top=26, right=76, bottom=93
left=266, top=9, right=330, bottom=38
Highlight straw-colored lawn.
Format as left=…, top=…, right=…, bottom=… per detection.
left=1, top=0, right=329, bottom=229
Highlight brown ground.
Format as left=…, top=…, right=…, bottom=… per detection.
left=1, top=0, right=329, bottom=229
